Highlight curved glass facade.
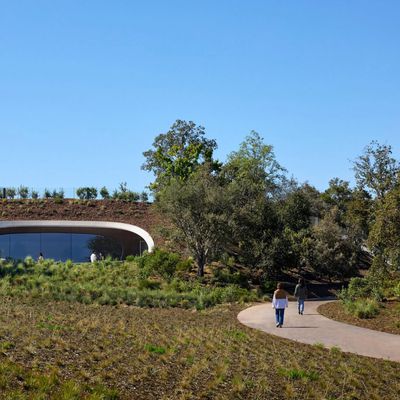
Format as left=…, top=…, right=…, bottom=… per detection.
left=0, top=233, right=122, bottom=262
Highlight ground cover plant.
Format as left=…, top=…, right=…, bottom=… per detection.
left=0, top=256, right=258, bottom=310
left=318, top=273, right=400, bottom=334
left=0, top=297, right=399, bottom=399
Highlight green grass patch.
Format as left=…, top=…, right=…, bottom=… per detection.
left=343, top=299, right=380, bottom=319
left=0, top=258, right=258, bottom=309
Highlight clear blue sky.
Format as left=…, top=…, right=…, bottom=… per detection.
left=1, top=0, right=399, bottom=195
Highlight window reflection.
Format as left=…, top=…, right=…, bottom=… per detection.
left=0, top=233, right=122, bottom=262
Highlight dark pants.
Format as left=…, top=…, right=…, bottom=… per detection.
left=275, top=308, right=285, bottom=326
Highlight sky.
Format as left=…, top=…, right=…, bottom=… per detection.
left=1, top=0, right=399, bottom=196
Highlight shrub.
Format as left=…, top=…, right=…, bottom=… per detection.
left=6, top=187, right=16, bottom=199
left=31, top=190, right=39, bottom=199
left=139, top=191, right=149, bottom=202
left=18, top=185, right=29, bottom=199
left=100, top=186, right=110, bottom=199
left=137, top=249, right=182, bottom=281
left=112, top=182, right=140, bottom=202
left=343, top=298, right=380, bottom=319
left=393, top=281, right=400, bottom=299
left=338, top=276, right=383, bottom=302
left=137, top=279, right=162, bottom=290
left=76, top=187, right=98, bottom=200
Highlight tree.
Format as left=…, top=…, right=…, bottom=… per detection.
left=353, top=141, right=400, bottom=199
left=321, top=178, right=352, bottom=213
left=221, top=132, right=285, bottom=272
left=142, top=120, right=219, bottom=192
left=157, top=165, right=229, bottom=276
left=368, top=186, right=400, bottom=273
left=309, top=208, right=359, bottom=280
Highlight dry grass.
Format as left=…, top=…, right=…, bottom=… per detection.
left=0, top=297, right=399, bottom=399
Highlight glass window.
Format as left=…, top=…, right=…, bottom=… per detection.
left=10, top=233, right=40, bottom=260
left=71, top=234, right=93, bottom=262
left=4, top=232, right=123, bottom=262
left=41, top=233, right=72, bottom=261
left=0, top=235, right=10, bottom=259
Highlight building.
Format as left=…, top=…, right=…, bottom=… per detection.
left=0, top=200, right=160, bottom=262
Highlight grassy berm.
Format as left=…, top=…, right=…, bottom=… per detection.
left=0, top=260, right=398, bottom=399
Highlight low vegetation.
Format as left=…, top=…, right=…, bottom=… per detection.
left=319, top=273, right=400, bottom=333
left=0, top=297, right=399, bottom=399
left=0, top=253, right=258, bottom=310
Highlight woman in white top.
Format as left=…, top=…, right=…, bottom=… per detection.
left=272, top=282, right=289, bottom=327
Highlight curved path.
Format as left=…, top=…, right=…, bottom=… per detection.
left=237, top=301, right=400, bottom=362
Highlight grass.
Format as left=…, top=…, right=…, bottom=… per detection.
left=0, top=258, right=258, bottom=310
left=319, top=300, right=400, bottom=334
left=343, top=298, right=380, bottom=319
left=0, top=297, right=399, bottom=399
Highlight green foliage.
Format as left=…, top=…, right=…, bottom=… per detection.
left=339, top=277, right=375, bottom=300
left=17, top=185, right=29, bottom=199
left=158, top=165, right=229, bottom=276
left=278, top=368, right=319, bottom=381
left=137, top=248, right=183, bottom=280
left=44, top=188, right=65, bottom=199
left=368, top=186, right=400, bottom=273
left=6, top=187, right=16, bottom=199
left=353, top=140, right=400, bottom=199
left=100, top=186, right=110, bottom=199
left=394, top=282, right=400, bottom=299
left=112, top=182, right=140, bottom=201
left=139, top=191, right=149, bottom=202
left=76, top=187, right=98, bottom=199
left=0, top=258, right=256, bottom=309
left=31, top=190, right=39, bottom=199
left=142, top=119, right=219, bottom=192
left=307, top=208, right=359, bottom=280
left=144, top=344, right=167, bottom=354
left=343, top=298, right=380, bottom=319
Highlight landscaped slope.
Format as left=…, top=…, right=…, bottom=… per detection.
left=0, top=298, right=399, bottom=399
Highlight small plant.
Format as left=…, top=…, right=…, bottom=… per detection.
left=112, top=182, right=140, bottom=202
left=100, top=186, right=110, bottom=199
left=144, top=344, right=167, bottom=354
left=31, top=190, right=39, bottom=199
left=279, top=368, right=319, bottom=381
left=76, top=187, right=98, bottom=200
left=18, top=185, right=29, bottom=199
left=139, top=191, right=149, bottom=202
left=6, top=187, right=16, bottom=199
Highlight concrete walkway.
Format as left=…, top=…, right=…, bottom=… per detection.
left=237, top=301, right=400, bottom=363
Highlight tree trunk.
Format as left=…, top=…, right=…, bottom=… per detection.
left=196, top=253, right=206, bottom=277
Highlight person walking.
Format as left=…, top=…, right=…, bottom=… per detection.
left=294, top=278, right=308, bottom=315
left=272, top=282, right=289, bottom=328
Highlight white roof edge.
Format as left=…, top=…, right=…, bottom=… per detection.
left=0, top=220, right=155, bottom=253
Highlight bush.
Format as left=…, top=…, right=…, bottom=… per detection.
left=338, top=276, right=384, bottom=302
left=31, top=190, right=39, bottom=199
left=112, top=182, right=140, bottom=202
left=18, top=185, right=29, bottom=199
left=100, top=186, right=110, bottom=199
left=76, top=187, right=98, bottom=200
left=6, top=187, right=16, bottom=199
left=343, top=299, right=380, bottom=319
left=393, top=281, right=400, bottom=299
left=137, top=249, right=182, bottom=281
left=139, top=191, right=149, bottom=202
